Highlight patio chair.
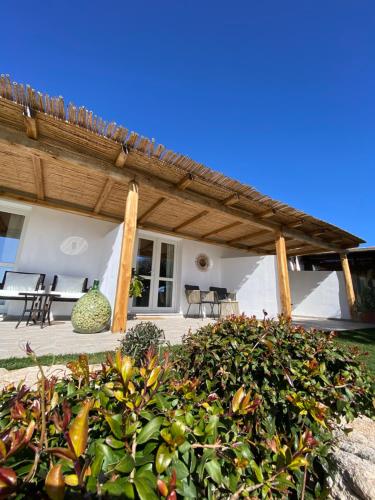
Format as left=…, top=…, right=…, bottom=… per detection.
left=0, top=271, right=45, bottom=301
left=185, top=285, right=216, bottom=318
left=50, top=274, right=89, bottom=302
left=209, top=287, right=237, bottom=317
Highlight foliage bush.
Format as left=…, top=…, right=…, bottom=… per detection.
left=175, top=314, right=375, bottom=496
left=0, top=316, right=373, bottom=499
left=120, top=322, right=166, bottom=363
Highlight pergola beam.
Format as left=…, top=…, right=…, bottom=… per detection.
left=227, top=229, right=270, bottom=245
left=94, top=178, right=114, bottom=214
left=259, top=208, right=276, bottom=219
left=0, top=123, right=347, bottom=254
left=176, top=173, right=195, bottom=190
left=201, top=221, right=242, bottom=239
left=223, top=193, right=240, bottom=206
left=23, top=107, right=38, bottom=140
left=114, top=145, right=128, bottom=167
left=173, top=210, right=209, bottom=232
left=32, top=156, right=44, bottom=200
left=138, top=197, right=166, bottom=224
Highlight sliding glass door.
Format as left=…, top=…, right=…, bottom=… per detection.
left=132, top=236, right=177, bottom=312
left=0, top=210, right=26, bottom=313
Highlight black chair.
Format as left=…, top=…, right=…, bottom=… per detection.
left=209, top=287, right=237, bottom=317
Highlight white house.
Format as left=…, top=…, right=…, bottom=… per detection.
left=0, top=76, right=363, bottom=331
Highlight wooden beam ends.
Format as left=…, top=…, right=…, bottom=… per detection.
left=112, top=181, right=139, bottom=333
left=32, top=156, right=44, bottom=200
left=94, top=178, right=115, bottom=214
left=23, top=107, right=38, bottom=140
left=223, top=193, right=240, bottom=206
left=275, top=233, right=292, bottom=317
left=138, top=197, right=166, bottom=224
left=115, top=145, right=128, bottom=167
left=259, top=208, right=276, bottom=219
left=176, top=173, right=195, bottom=190
left=340, top=253, right=356, bottom=318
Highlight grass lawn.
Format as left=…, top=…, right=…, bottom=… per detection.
left=0, top=351, right=112, bottom=371
left=335, top=328, right=375, bottom=373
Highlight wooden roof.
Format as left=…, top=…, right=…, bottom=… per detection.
left=0, top=75, right=364, bottom=255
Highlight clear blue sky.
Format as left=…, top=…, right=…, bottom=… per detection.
left=2, top=1, right=374, bottom=245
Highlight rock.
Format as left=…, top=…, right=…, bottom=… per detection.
left=329, top=416, right=375, bottom=500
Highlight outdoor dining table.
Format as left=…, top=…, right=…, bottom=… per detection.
left=16, top=292, right=61, bottom=329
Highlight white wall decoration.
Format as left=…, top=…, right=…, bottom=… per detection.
left=60, top=236, right=88, bottom=256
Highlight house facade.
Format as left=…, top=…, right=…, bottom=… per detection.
left=0, top=76, right=364, bottom=330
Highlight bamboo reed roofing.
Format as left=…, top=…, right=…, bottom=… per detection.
left=0, top=75, right=364, bottom=255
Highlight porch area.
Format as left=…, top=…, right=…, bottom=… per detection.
left=1, top=316, right=373, bottom=360
left=0, top=76, right=365, bottom=343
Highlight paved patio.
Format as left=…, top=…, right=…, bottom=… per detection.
left=0, top=316, right=373, bottom=360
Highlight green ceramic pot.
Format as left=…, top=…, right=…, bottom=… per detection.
left=71, top=280, right=112, bottom=334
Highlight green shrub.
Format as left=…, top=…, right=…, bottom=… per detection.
left=175, top=314, right=375, bottom=495
left=120, top=321, right=166, bottom=363
left=0, top=317, right=373, bottom=499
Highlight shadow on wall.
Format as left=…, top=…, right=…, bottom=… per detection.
left=290, top=270, right=350, bottom=320
left=221, top=255, right=280, bottom=319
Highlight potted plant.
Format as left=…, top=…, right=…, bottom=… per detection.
left=355, top=282, right=375, bottom=323
left=129, top=268, right=144, bottom=298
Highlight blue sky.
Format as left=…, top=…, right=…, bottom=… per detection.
left=2, top=1, right=374, bottom=245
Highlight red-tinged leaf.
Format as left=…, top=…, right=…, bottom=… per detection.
left=46, top=447, right=76, bottom=462
left=157, top=479, right=169, bottom=497
left=0, top=441, right=6, bottom=459
left=169, top=468, right=177, bottom=490
left=146, top=366, right=161, bottom=387
left=232, top=386, right=245, bottom=413
left=24, top=420, right=36, bottom=444
left=121, top=356, right=134, bottom=385
left=0, top=467, right=17, bottom=492
left=10, top=400, right=26, bottom=420
left=45, top=464, right=65, bottom=500
left=68, top=400, right=91, bottom=458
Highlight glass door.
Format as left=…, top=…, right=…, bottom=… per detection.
left=156, top=242, right=175, bottom=309
left=132, top=238, right=154, bottom=308
left=132, top=236, right=177, bottom=312
left=0, top=210, right=26, bottom=313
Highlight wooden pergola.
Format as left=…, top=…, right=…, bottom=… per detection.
left=0, top=76, right=363, bottom=331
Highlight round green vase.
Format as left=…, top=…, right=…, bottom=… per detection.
left=71, top=280, right=112, bottom=334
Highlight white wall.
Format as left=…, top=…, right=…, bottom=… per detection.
left=179, top=239, right=245, bottom=315
left=221, top=255, right=280, bottom=318
left=290, top=270, right=350, bottom=319
left=99, top=224, right=123, bottom=319
left=9, top=204, right=117, bottom=316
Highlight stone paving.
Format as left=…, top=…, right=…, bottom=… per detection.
left=0, top=315, right=373, bottom=360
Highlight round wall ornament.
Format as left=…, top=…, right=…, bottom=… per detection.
left=195, top=253, right=211, bottom=272
left=60, top=236, right=88, bottom=256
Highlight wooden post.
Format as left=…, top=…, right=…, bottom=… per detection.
left=275, top=232, right=292, bottom=317
left=112, top=181, right=139, bottom=333
left=340, top=253, right=356, bottom=318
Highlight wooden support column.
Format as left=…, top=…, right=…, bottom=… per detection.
left=275, top=232, right=292, bottom=317
left=340, top=253, right=356, bottom=318
left=112, top=181, right=139, bottom=333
